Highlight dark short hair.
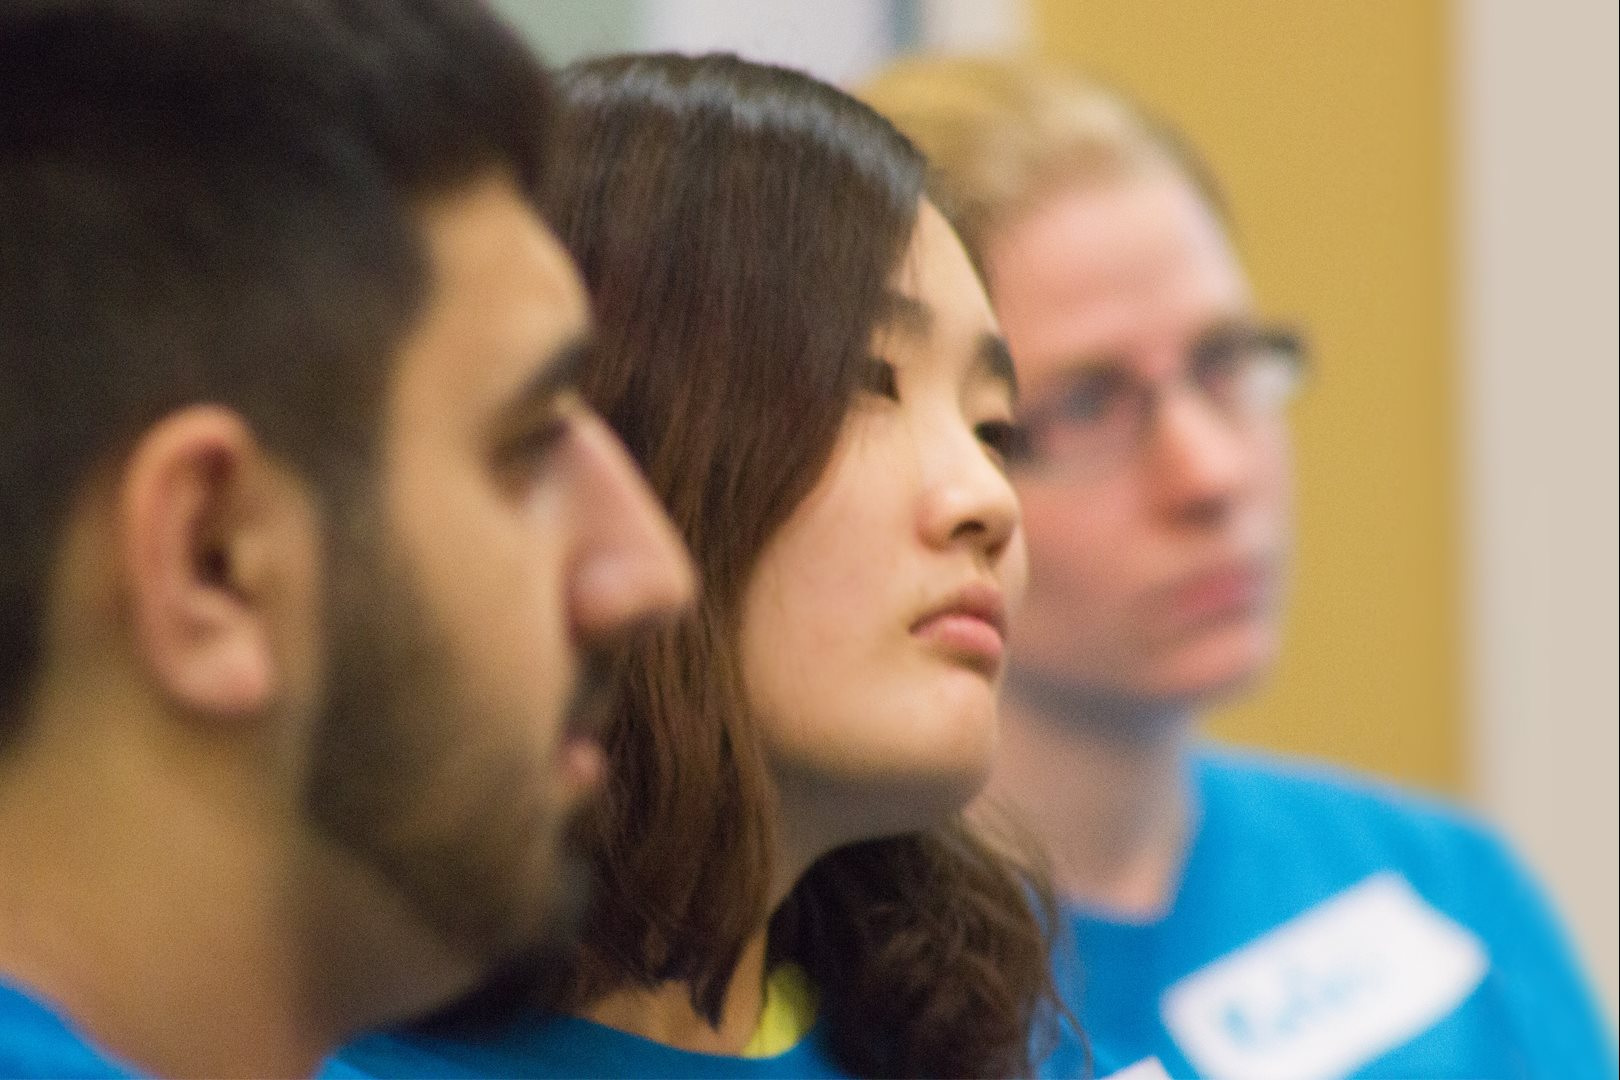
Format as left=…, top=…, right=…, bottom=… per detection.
left=0, top=0, right=556, bottom=741
left=542, top=52, right=1063, bottom=1077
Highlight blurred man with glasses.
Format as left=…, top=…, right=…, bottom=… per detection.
left=866, top=58, right=1612, bottom=1079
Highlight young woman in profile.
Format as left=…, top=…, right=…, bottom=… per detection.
left=338, top=53, right=1069, bottom=1079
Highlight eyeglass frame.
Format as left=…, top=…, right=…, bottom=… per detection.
left=1000, top=319, right=1309, bottom=477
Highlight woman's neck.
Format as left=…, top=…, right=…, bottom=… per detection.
left=574, top=783, right=890, bottom=1056
left=980, top=693, right=1195, bottom=918
left=580, top=930, right=770, bottom=1056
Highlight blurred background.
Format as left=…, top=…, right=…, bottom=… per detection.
left=494, top=0, right=1618, bottom=1022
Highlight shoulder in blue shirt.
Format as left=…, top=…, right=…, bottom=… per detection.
left=1040, top=747, right=1617, bottom=1079
left=0, top=978, right=139, bottom=1079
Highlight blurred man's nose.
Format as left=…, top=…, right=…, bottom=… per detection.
left=566, top=412, right=695, bottom=644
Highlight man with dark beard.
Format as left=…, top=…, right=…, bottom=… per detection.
left=0, top=2, right=694, bottom=1077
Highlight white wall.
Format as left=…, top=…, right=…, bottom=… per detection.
left=914, top=0, right=1029, bottom=56
left=508, top=0, right=1031, bottom=87
left=639, top=0, right=895, bottom=86
left=1455, top=0, right=1620, bottom=1025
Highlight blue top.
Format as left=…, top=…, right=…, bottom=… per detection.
left=334, top=1014, right=848, bottom=1079
left=1039, top=749, right=1617, bottom=1079
left=0, top=979, right=138, bottom=1079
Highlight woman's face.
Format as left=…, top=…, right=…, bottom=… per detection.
left=740, top=201, right=1027, bottom=844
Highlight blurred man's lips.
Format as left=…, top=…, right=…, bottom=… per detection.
left=1164, top=558, right=1275, bottom=624
left=562, top=697, right=604, bottom=743
left=556, top=738, right=605, bottom=805
left=554, top=645, right=620, bottom=807
left=562, top=650, right=614, bottom=742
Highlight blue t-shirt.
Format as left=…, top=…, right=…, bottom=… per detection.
left=1040, top=749, right=1617, bottom=1079
left=334, top=1013, right=848, bottom=1079
left=0, top=979, right=138, bottom=1079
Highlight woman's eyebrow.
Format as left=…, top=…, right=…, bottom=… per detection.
left=881, top=290, right=1018, bottom=403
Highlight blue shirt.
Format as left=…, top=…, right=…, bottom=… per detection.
left=334, top=1013, right=848, bottom=1079
left=0, top=979, right=138, bottom=1079
left=1040, top=749, right=1617, bottom=1079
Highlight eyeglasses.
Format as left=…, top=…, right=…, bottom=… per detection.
left=1003, top=321, right=1308, bottom=477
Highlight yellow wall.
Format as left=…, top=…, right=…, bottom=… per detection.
left=1031, top=1, right=1464, bottom=793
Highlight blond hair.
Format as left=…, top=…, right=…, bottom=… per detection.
left=860, top=55, right=1226, bottom=271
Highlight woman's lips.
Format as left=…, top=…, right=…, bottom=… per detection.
left=910, top=582, right=1008, bottom=674
left=914, top=610, right=1005, bottom=660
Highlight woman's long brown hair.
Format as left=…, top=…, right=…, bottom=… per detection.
left=541, top=52, right=1068, bottom=1077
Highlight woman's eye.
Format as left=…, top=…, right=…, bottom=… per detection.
left=860, top=357, right=900, bottom=400
left=975, top=419, right=1032, bottom=467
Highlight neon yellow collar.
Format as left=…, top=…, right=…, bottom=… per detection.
left=741, top=963, right=818, bottom=1057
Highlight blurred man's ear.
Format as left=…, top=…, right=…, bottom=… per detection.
left=119, top=406, right=318, bottom=721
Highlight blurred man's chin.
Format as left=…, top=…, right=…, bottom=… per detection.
left=404, top=847, right=591, bottom=1036
left=1167, top=625, right=1281, bottom=705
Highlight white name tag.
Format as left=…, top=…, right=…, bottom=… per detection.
left=1161, top=873, right=1487, bottom=1080
left=1102, top=1058, right=1173, bottom=1080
